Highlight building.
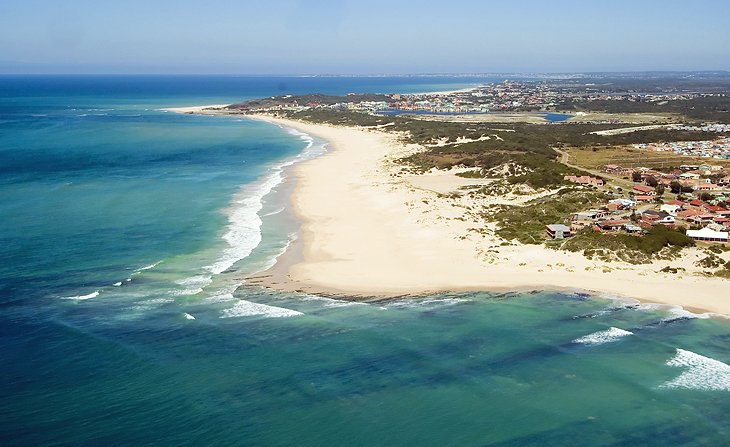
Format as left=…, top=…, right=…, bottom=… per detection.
left=564, top=175, right=604, bottom=187
left=641, top=211, right=675, bottom=226
left=686, top=228, right=729, bottom=243
left=546, top=224, right=572, bottom=239
left=660, top=204, right=682, bottom=215
left=597, top=220, right=628, bottom=232
left=571, top=210, right=608, bottom=221
left=609, top=198, right=636, bottom=209
left=688, top=214, right=717, bottom=225
left=633, top=185, right=655, bottom=194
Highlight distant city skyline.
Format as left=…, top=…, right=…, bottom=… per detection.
left=1, top=0, right=729, bottom=74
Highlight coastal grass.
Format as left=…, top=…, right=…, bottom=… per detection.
left=560, top=225, right=695, bottom=264
left=559, top=94, right=730, bottom=123
left=564, top=146, right=730, bottom=171
left=272, top=108, right=723, bottom=189
left=487, top=189, right=607, bottom=244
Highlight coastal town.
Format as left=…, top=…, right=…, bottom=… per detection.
left=551, top=163, right=730, bottom=245
left=633, top=136, right=730, bottom=159
left=231, top=79, right=730, bottom=120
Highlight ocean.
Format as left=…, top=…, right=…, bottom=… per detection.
left=1, top=75, right=729, bottom=446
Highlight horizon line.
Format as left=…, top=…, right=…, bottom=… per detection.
left=1, top=70, right=730, bottom=77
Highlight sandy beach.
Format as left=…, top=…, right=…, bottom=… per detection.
left=161, top=104, right=230, bottom=114
left=241, top=114, right=730, bottom=315
left=165, top=106, right=730, bottom=315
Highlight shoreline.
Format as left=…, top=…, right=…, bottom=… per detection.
left=171, top=105, right=730, bottom=316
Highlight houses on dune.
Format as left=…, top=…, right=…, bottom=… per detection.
left=546, top=162, right=730, bottom=244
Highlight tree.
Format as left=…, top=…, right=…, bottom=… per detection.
left=656, top=184, right=666, bottom=196
left=669, top=180, right=682, bottom=194
left=645, top=176, right=659, bottom=187
left=681, top=184, right=694, bottom=193
left=699, top=192, right=714, bottom=202
left=631, top=171, right=643, bottom=182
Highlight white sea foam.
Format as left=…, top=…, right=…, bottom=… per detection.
left=183, top=313, right=196, bottom=320
left=261, top=206, right=286, bottom=217
left=299, top=295, right=366, bottom=308
left=62, top=290, right=100, bottom=300
left=660, top=349, right=730, bottom=391
left=253, top=233, right=298, bottom=273
left=637, top=303, right=717, bottom=321
left=220, top=299, right=303, bottom=318
left=139, top=261, right=163, bottom=271
left=573, top=327, right=634, bottom=346
left=204, top=293, right=237, bottom=303
left=113, top=282, right=122, bottom=286
left=204, top=129, right=325, bottom=276
left=168, top=287, right=204, bottom=297
left=176, top=275, right=212, bottom=288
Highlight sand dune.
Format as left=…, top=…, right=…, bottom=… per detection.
left=245, top=115, right=730, bottom=315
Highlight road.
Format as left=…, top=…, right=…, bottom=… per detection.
left=554, top=148, right=635, bottom=189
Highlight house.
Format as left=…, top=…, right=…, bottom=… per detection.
left=641, top=210, right=675, bottom=226
left=606, top=202, right=622, bottom=213
left=633, top=185, right=654, bottom=194
left=571, top=210, right=608, bottom=221
left=564, top=175, right=604, bottom=187
left=546, top=224, right=572, bottom=239
left=624, top=223, right=643, bottom=234
left=609, top=198, right=636, bottom=208
left=688, top=214, right=717, bottom=226
left=686, top=228, right=729, bottom=243
left=597, top=220, right=628, bottom=232
left=677, top=209, right=704, bottom=221
left=680, top=172, right=701, bottom=180
left=660, top=204, right=682, bottom=215
left=570, top=220, right=592, bottom=232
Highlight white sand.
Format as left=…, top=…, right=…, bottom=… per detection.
left=247, top=115, right=730, bottom=315
left=161, top=104, right=230, bottom=114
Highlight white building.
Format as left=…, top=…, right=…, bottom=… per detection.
left=686, top=228, right=729, bottom=243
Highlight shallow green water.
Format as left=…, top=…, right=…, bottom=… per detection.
left=4, top=291, right=729, bottom=446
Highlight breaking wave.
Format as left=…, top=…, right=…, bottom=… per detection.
left=660, top=349, right=730, bottom=391
left=220, top=299, right=303, bottom=318
left=573, top=327, right=634, bottom=346
left=204, top=128, right=324, bottom=276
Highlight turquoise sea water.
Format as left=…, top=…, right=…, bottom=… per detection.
left=1, top=76, right=729, bottom=446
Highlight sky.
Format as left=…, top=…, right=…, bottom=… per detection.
left=1, top=0, right=729, bottom=74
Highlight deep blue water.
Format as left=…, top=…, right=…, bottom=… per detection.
left=1, top=76, right=729, bottom=446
